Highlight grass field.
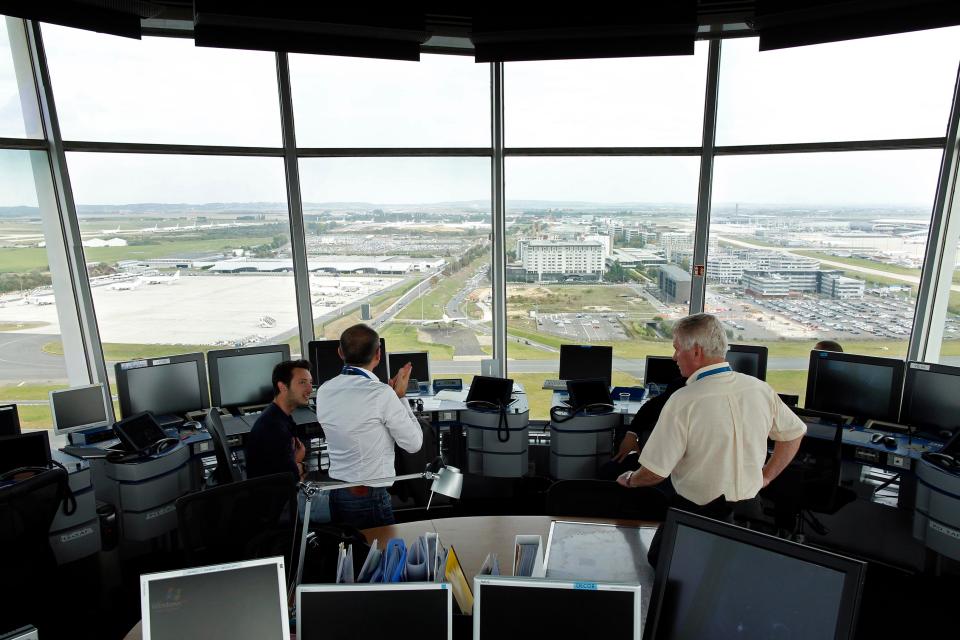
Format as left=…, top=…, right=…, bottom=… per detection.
left=315, top=277, right=424, bottom=339
left=0, top=237, right=278, bottom=273
left=43, top=341, right=211, bottom=360
left=0, top=321, right=47, bottom=331
left=0, top=383, right=67, bottom=401
left=379, top=323, right=455, bottom=360
left=507, top=284, right=657, bottom=314
left=396, top=259, right=486, bottom=321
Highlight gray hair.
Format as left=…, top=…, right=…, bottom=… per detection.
left=673, top=313, right=728, bottom=359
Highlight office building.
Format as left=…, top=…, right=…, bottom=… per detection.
left=518, top=240, right=605, bottom=282
left=658, top=264, right=692, bottom=304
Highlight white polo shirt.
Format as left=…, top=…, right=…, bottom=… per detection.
left=638, top=362, right=806, bottom=506
left=315, top=367, right=424, bottom=486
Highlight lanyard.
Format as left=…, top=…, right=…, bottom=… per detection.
left=341, top=366, right=373, bottom=379
left=695, top=365, right=732, bottom=381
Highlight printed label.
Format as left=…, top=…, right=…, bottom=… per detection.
left=120, top=360, right=148, bottom=370
left=573, top=581, right=598, bottom=590
left=910, top=363, right=931, bottom=371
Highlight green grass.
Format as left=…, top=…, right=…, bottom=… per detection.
left=0, top=237, right=277, bottom=273
left=793, top=251, right=921, bottom=278
left=396, top=261, right=484, bottom=321
left=0, top=321, right=47, bottom=331
left=507, top=284, right=656, bottom=314
left=0, top=383, right=68, bottom=401
left=14, top=405, right=53, bottom=430
left=765, top=370, right=808, bottom=402
left=43, top=341, right=211, bottom=360
left=379, top=323, right=455, bottom=360
left=315, top=277, right=426, bottom=339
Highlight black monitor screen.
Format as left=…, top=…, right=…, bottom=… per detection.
left=124, top=360, right=205, bottom=417
left=0, top=431, right=51, bottom=475
left=645, top=356, right=682, bottom=386
left=311, top=338, right=387, bottom=385
left=726, top=351, right=761, bottom=379
left=51, top=385, right=109, bottom=434
left=649, top=520, right=854, bottom=640
left=566, top=378, right=614, bottom=409
left=388, top=351, right=429, bottom=383
left=145, top=562, right=286, bottom=640
left=559, top=345, right=613, bottom=386
left=901, top=364, right=960, bottom=441
left=478, top=584, right=636, bottom=639
left=806, top=354, right=902, bottom=423
left=215, top=351, right=286, bottom=408
left=299, top=588, right=448, bottom=640
left=0, top=404, right=20, bottom=436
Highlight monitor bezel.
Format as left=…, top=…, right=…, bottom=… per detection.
left=309, top=337, right=387, bottom=385
left=387, top=350, right=431, bottom=384
left=0, top=430, right=51, bottom=474
left=804, top=350, right=905, bottom=423
left=49, top=383, right=113, bottom=436
left=643, top=508, right=866, bottom=640
left=643, top=355, right=682, bottom=386
left=0, top=403, right=21, bottom=436
left=900, top=360, right=960, bottom=441
left=296, top=582, right=452, bottom=640
left=115, top=352, right=210, bottom=419
left=140, top=556, right=290, bottom=640
left=473, top=575, right=642, bottom=640
left=206, top=344, right=291, bottom=409
left=559, top=344, right=614, bottom=386
left=726, top=343, right=769, bottom=381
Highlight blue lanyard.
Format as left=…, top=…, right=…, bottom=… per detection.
left=341, top=366, right=373, bottom=379
left=695, top=365, right=732, bottom=381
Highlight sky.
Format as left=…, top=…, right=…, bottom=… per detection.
left=1, top=19, right=959, bottom=207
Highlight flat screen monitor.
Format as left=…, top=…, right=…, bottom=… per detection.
left=559, top=344, right=613, bottom=386
left=565, top=378, right=614, bottom=410
left=0, top=403, right=20, bottom=435
left=900, top=361, right=960, bottom=442
left=207, top=344, right=291, bottom=409
left=644, top=509, right=866, bottom=640
left=115, top=353, right=209, bottom=419
left=309, top=337, right=387, bottom=385
left=140, top=557, right=289, bottom=640
left=297, top=583, right=451, bottom=640
left=0, top=431, right=51, bottom=475
left=726, top=344, right=768, bottom=381
left=804, top=350, right=905, bottom=424
left=49, top=383, right=112, bottom=436
left=644, top=355, right=682, bottom=386
left=473, top=576, right=642, bottom=640
left=388, top=351, right=430, bottom=383
left=466, top=375, right=514, bottom=407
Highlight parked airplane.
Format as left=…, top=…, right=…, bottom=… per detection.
left=109, top=278, right=141, bottom=291
left=100, top=224, right=121, bottom=234
left=142, top=270, right=180, bottom=285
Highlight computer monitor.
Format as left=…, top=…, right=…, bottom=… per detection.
left=140, top=557, right=289, bottom=640
left=804, top=350, right=905, bottom=424
left=388, top=351, right=430, bottom=383
left=49, top=383, right=112, bottom=436
left=559, top=344, right=613, bottom=386
left=644, top=355, right=681, bottom=386
left=0, top=403, right=20, bottom=436
left=309, top=337, right=388, bottom=386
left=297, top=583, right=451, bottom=640
left=473, top=576, right=642, bottom=640
left=565, top=378, right=614, bottom=411
left=207, top=344, right=291, bottom=409
left=644, top=509, right=866, bottom=640
left=115, top=353, right=209, bottom=420
left=900, top=361, right=960, bottom=442
left=726, top=344, right=768, bottom=381
left=466, top=375, right=515, bottom=407
left=0, top=431, right=51, bottom=475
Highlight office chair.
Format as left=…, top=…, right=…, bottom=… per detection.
left=176, top=472, right=297, bottom=567
left=205, top=408, right=242, bottom=484
left=0, top=467, right=68, bottom=634
left=546, top=479, right=669, bottom=521
left=762, top=419, right=856, bottom=540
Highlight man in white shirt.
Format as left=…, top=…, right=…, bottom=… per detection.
left=315, top=323, right=424, bottom=528
left=617, top=313, right=806, bottom=567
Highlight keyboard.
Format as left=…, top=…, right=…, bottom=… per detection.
left=62, top=445, right=112, bottom=459
left=542, top=379, right=568, bottom=391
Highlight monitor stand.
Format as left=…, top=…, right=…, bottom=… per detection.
left=67, top=426, right=115, bottom=446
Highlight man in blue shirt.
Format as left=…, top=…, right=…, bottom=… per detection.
left=246, top=359, right=313, bottom=480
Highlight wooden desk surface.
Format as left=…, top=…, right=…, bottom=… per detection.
left=363, top=514, right=656, bottom=585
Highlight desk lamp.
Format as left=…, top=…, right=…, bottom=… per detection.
left=289, top=461, right=463, bottom=596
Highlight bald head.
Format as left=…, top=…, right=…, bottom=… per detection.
left=339, top=323, right=380, bottom=367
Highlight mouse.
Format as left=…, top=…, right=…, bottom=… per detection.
left=882, top=436, right=897, bottom=448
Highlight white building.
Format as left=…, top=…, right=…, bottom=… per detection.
left=520, top=240, right=605, bottom=282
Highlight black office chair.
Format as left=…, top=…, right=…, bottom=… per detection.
left=546, top=479, right=669, bottom=521
left=176, top=472, right=297, bottom=567
left=762, top=419, right=857, bottom=539
left=0, top=467, right=67, bottom=634
left=205, top=408, right=242, bottom=484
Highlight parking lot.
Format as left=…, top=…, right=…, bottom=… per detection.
left=535, top=312, right=631, bottom=341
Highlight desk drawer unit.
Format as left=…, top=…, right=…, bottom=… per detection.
left=913, top=460, right=960, bottom=562
left=463, top=408, right=530, bottom=478
left=549, top=413, right=617, bottom=480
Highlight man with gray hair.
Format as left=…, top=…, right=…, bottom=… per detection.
left=618, top=313, right=806, bottom=567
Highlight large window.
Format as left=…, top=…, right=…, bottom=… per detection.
left=0, top=18, right=40, bottom=138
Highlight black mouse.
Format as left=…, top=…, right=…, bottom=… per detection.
left=882, top=436, right=897, bottom=448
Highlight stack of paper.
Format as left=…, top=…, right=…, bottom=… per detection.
left=513, top=535, right=545, bottom=577
left=335, top=543, right=354, bottom=583
left=478, top=552, right=500, bottom=576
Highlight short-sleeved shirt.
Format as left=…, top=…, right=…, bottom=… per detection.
left=638, top=362, right=807, bottom=505
left=246, top=402, right=298, bottom=479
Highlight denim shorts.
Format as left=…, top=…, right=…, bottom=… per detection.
left=329, top=487, right=395, bottom=529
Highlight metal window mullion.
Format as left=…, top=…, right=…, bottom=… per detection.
left=276, top=52, right=314, bottom=354
left=690, top=38, right=722, bottom=314
left=491, top=62, right=507, bottom=377
left=24, top=20, right=112, bottom=413
left=909, top=60, right=960, bottom=363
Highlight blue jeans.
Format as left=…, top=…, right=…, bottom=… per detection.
left=330, top=487, right=395, bottom=529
